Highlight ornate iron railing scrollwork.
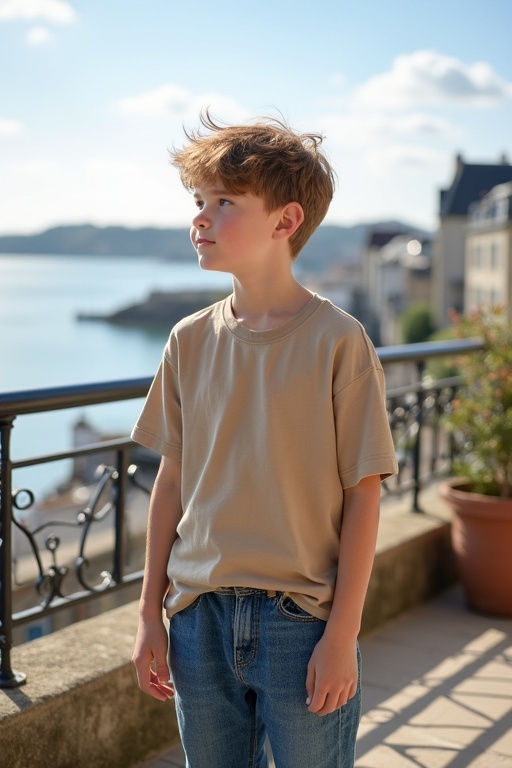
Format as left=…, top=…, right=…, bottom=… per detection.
left=127, top=463, right=153, bottom=496
left=37, top=535, right=68, bottom=608
left=75, top=464, right=119, bottom=594
left=383, top=374, right=464, bottom=507
left=10, top=463, right=124, bottom=607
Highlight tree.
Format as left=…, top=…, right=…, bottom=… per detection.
left=400, top=302, right=435, bottom=344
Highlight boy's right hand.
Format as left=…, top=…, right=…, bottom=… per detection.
left=132, top=617, right=174, bottom=702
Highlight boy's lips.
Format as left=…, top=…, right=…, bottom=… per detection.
left=196, top=237, right=215, bottom=245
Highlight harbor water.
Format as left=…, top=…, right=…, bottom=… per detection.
left=0, top=253, right=232, bottom=497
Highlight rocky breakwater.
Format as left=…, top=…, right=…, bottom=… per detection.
left=77, top=288, right=230, bottom=329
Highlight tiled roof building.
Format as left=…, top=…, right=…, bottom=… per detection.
left=465, top=181, right=512, bottom=319
left=433, top=154, right=512, bottom=325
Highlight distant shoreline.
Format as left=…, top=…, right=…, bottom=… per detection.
left=0, top=220, right=432, bottom=275
left=0, top=224, right=194, bottom=260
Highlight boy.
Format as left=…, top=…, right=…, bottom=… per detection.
left=131, top=112, right=397, bottom=768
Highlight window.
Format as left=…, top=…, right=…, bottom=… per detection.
left=490, top=242, right=499, bottom=269
left=490, top=288, right=500, bottom=306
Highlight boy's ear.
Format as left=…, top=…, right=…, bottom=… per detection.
left=273, top=202, right=304, bottom=241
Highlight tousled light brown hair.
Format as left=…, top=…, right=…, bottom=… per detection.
left=170, top=110, right=336, bottom=258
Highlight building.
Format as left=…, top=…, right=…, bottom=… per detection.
left=362, top=227, right=432, bottom=345
left=372, top=235, right=432, bottom=346
left=465, top=181, right=512, bottom=319
left=433, top=154, right=512, bottom=327
left=361, top=226, right=412, bottom=344
left=363, top=227, right=409, bottom=311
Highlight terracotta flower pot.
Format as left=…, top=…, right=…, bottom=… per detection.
left=440, top=479, right=512, bottom=617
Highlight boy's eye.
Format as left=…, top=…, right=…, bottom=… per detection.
left=195, top=199, right=204, bottom=209
left=219, top=198, right=231, bottom=206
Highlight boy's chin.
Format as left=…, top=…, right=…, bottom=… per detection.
left=197, top=256, right=230, bottom=275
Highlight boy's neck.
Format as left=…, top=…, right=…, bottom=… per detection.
left=231, top=274, right=313, bottom=331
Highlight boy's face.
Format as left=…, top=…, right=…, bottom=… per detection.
left=190, top=181, right=285, bottom=276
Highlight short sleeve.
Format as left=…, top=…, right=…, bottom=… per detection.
left=131, top=337, right=182, bottom=460
left=334, top=366, right=397, bottom=488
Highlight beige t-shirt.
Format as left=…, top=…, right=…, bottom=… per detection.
left=131, top=293, right=397, bottom=620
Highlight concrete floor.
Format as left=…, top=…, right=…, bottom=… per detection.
left=142, top=585, right=512, bottom=768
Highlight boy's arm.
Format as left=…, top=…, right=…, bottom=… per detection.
left=306, top=473, right=381, bottom=716
left=132, top=455, right=182, bottom=701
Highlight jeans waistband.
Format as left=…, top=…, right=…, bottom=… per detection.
left=214, top=587, right=278, bottom=598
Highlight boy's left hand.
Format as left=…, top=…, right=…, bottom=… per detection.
left=305, top=633, right=358, bottom=716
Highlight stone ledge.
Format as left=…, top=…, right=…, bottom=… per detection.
left=0, top=602, right=180, bottom=768
left=363, top=483, right=457, bottom=633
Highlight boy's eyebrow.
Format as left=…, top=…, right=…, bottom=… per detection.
left=193, top=187, right=230, bottom=198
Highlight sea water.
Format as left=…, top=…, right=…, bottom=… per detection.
left=0, top=253, right=232, bottom=497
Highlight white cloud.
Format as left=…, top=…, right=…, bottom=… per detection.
left=365, top=144, right=446, bottom=173
left=15, top=158, right=57, bottom=174
left=26, top=24, right=52, bottom=43
left=118, top=84, right=192, bottom=117
left=353, top=50, right=512, bottom=110
left=0, top=0, right=76, bottom=24
left=397, top=113, right=457, bottom=136
left=117, top=83, right=248, bottom=123
left=321, top=111, right=457, bottom=147
left=187, top=93, right=248, bottom=124
left=328, top=72, right=346, bottom=89
left=0, top=116, right=24, bottom=135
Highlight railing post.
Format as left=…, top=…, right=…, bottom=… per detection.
left=0, top=416, right=26, bottom=687
left=113, top=449, right=128, bottom=583
left=412, top=362, right=425, bottom=513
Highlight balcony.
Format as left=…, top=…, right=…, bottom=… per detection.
left=2, top=338, right=511, bottom=767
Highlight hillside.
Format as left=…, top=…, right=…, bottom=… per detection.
left=0, top=221, right=431, bottom=274
left=0, top=224, right=194, bottom=260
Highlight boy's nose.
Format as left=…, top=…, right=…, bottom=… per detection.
left=192, top=209, right=209, bottom=229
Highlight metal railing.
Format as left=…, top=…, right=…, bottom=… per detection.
left=378, top=337, right=484, bottom=510
left=0, top=338, right=484, bottom=688
left=0, top=378, right=152, bottom=688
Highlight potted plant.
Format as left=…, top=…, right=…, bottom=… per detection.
left=440, top=306, right=512, bottom=617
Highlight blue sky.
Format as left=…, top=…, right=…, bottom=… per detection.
left=1, top=0, right=511, bottom=235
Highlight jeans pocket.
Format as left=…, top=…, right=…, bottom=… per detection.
left=276, top=593, right=323, bottom=623
left=174, top=593, right=204, bottom=618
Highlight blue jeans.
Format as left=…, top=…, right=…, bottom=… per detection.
left=169, top=587, right=361, bottom=768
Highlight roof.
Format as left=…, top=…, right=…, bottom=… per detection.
left=380, top=235, right=432, bottom=270
left=468, top=181, right=512, bottom=227
left=440, top=158, right=512, bottom=217
left=366, top=227, right=407, bottom=248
